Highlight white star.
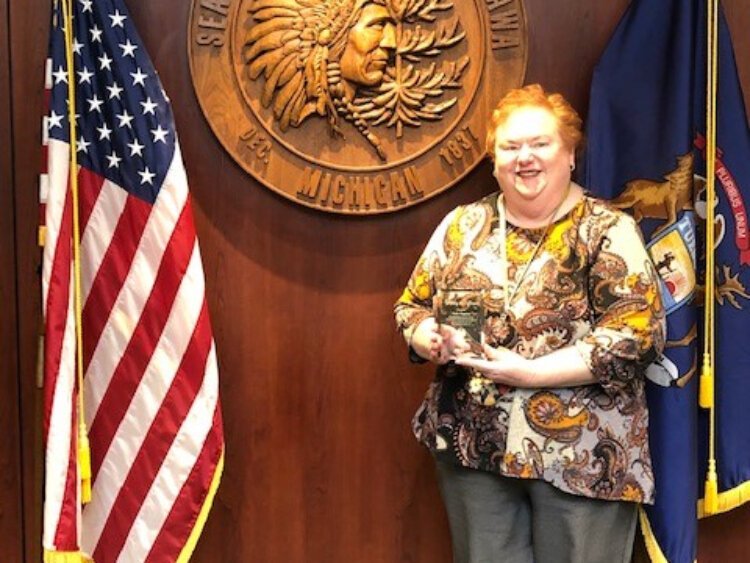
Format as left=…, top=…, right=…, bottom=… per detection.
left=109, top=9, right=127, bottom=28
left=107, top=82, right=123, bottom=100
left=52, top=66, right=68, bottom=84
left=80, top=0, right=93, bottom=13
left=90, top=25, right=103, bottom=43
left=72, top=38, right=84, bottom=55
left=138, top=167, right=155, bottom=185
left=130, top=68, right=147, bottom=87
left=116, top=110, right=134, bottom=128
left=77, top=136, right=90, bottom=154
left=87, top=95, right=104, bottom=113
left=127, top=139, right=144, bottom=157
left=47, top=110, right=64, bottom=129
left=151, top=125, right=169, bottom=144
left=97, top=123, right=112, bottom=141
left=140, top=97, right=158, bottom=115
left=77, top=67, right=93, bottom=85
left=98, top=53, right=113, bottom=71
left=106, top=151, right=121, bottom=169
left=119, top=39, right=137, bottom=58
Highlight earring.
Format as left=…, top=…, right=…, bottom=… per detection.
left=570, top=162, right=576, bottom=172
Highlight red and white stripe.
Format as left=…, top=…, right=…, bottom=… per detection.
left=42, top=54, right=83, bottom=551
left=42, top=73, right=223, bottom=560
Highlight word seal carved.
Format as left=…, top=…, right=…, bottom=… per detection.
left=189, top=0, right=528, bottom=214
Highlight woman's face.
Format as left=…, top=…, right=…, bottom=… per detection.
left=492, top=106, right=574, bottom=204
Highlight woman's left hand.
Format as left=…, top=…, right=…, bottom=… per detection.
left=457, top=343, right=598, bottom=389
left=455, top=343, right=533, bottom=387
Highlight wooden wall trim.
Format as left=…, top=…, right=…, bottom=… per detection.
left=0, top=0, right=25, bottom=557
left=10, top=0, right=49, bottom=560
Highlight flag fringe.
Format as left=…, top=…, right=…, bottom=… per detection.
left=43, top=550, right=93, bottom=563
left=639, top=508, right=669, bottom=563
left=639, top=508, right=699, bottom=563
left=176, top=447, right=225, bottom=563
left=698, top=478, right=750, bottom=518
left=642, top=480, right=750, bottom=563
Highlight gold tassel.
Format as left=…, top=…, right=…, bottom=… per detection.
left=78, top=424, right=92, bottom=504
left=704, top=459, right=719, bottom=515
left=699, top=354, right=714, bottom=409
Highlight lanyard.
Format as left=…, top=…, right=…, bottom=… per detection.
left=497, top=183, right=571, bottom=312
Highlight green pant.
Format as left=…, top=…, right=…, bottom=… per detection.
left=435, top=460, right=638, bottom=563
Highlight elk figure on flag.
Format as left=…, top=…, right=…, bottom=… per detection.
left=41, top=0, right=224, bottom=560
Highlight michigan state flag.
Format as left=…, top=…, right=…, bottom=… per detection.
left=584, top=0, right=750, bottom=561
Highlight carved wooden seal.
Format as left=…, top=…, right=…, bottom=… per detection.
left=189, top=0, right=528, bottom=214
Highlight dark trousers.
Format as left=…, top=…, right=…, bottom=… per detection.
left=435, top=460, right=638, bottom=563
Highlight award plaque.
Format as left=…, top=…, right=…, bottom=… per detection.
left=434, top=289, right=485, bottom=354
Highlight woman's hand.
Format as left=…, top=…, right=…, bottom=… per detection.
left=456, top=344, right=597, bottom=388
left=455, top=343, right=532, bottom=387
left=410, top=318, right=472, bottom=365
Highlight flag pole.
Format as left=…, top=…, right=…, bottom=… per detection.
left=60, top=0, right=92, bottom=506
left=700, top=0, right=719, bottom=516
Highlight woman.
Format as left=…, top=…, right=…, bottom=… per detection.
left=394, top=84, right=665, bottom=563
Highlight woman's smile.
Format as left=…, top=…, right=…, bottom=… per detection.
left=492, top=105, right=574, bottom=214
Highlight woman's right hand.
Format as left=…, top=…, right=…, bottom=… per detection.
left=410, top=317, right=470, bottom=365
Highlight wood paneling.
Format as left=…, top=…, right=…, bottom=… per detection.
left=0, top=0, right=24, bottom=557
left=4, top=0, right=750, bottom=561
left=10, top=0, right=49, bottom=560
left=699, top=502, right=750, bottom=563
left=724, top=0, right=750, bottom=120
left=523, top=0, right=630, bottom=116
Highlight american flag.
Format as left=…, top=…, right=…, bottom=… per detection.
left=41, top=0, right=224, bottom=560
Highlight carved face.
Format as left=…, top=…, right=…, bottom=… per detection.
left=492, top=106, right=574, bottom=206
left=339, top=4, right=396, bottom=90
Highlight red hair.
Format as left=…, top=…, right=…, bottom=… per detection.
left=486, top=84, right=583, bottom=160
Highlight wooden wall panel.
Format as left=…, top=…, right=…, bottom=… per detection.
left=6, top=0, right=750, bottom=561
left=724, top=0, right=750, bottom=120
left=0, top=0, right=24, bottom=557
left=10, top=0, right=49, bottom=560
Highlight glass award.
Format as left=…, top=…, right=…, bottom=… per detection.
left=433, top=288, right=484, bottom=356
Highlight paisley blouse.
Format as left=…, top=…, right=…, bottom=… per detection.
left=395, top=193, right=665, bottom=503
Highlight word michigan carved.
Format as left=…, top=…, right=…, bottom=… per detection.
left=189, top=0, right=527, bottom=214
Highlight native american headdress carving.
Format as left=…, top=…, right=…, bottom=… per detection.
left=243, top=0, right=466, bottom=161
left=243, top=0, right=378, bottom=132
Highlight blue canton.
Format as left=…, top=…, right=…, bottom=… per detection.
left=48, top=0, right=175, bottom=204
